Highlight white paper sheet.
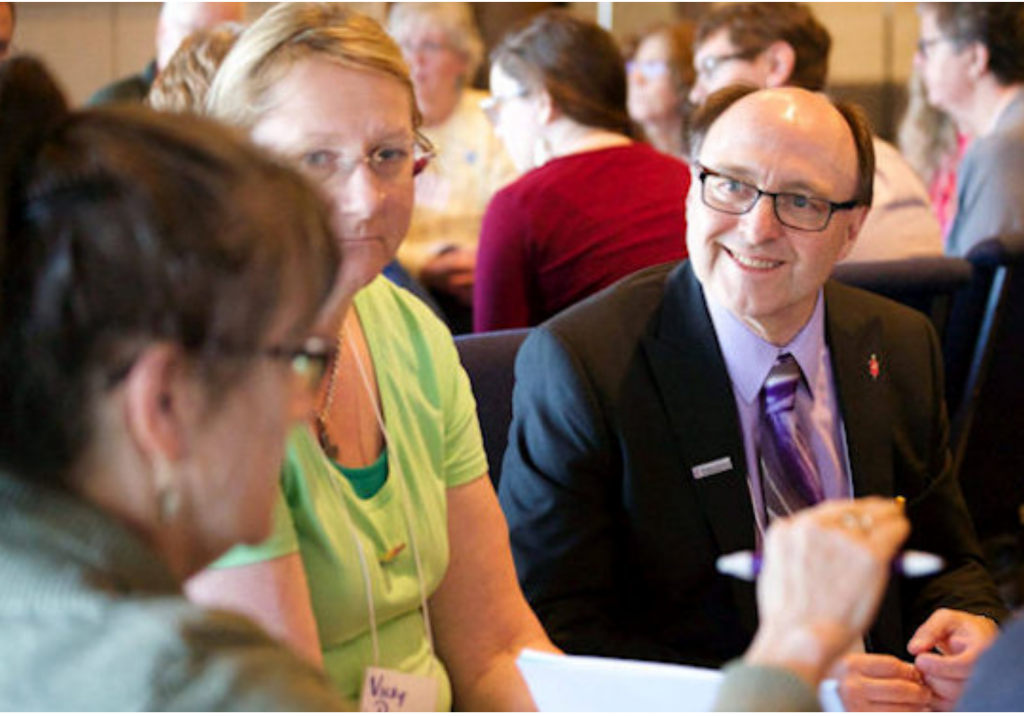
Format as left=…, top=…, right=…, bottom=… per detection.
left=517, top=649, right=845, bottom=712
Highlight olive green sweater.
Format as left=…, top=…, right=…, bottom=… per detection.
left=0, top=471, right=349, bottom=711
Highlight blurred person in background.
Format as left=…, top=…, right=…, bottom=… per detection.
left=0, top=55, right=348, bottom=710
left=626, top=20, right=696, bottom=160
left=146, top=23, right=242, bottom=114
left=690, top=2, right=942, bottom=264
left=0, top=3, right=15, bottom=62
left=89, top=1, right=244, bottom=106
left=915, top=2, right=1024, bottom=256
left=474, top=10, right=690, bottom=332
left=898, top=70, right=970, bottom=239
left=192, top=4, right=556, bottom=710
left=388, top=2, right=515, bottom=332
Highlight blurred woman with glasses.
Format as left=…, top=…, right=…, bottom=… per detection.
left=474, top=10, right=691, bottom=333
left=0, top=56, right=349, bottom=710
left=626, top=20, right=696, bottom=160
left=189, top=4, right=555, bottom=710
left=386, top=2, right=516, bottom=329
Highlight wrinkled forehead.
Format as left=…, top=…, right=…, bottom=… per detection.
left=700, top=90, right=859, bottom=195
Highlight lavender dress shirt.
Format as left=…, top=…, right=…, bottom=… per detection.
left=706, top=292, right=854, bottom=542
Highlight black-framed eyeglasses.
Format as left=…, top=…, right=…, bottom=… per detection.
left=916, top=34, right=964, bottom=59
left=696, top=165, right=860, bottom=232
left=694, top=49, right=760, bottom=80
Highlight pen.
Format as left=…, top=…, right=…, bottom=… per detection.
left=716, top=549, right=945, bottom=581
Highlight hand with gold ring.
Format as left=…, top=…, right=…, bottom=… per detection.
left=741, top=498, right=910, bottom=692
left=839, top=509, right=874, bottom=535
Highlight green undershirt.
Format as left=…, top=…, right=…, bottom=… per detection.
left=336, top=451, right=388, bottom=500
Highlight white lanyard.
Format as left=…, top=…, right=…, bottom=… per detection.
left=325, top=327, right=435, bottom=666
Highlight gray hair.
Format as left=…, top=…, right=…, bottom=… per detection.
left=387, top=2, right=484, bottom=84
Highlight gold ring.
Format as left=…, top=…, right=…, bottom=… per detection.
left=840, top=510, right=873, bottom=534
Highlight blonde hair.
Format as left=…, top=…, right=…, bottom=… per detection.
left=207, top=2, right=421, bottom=132
left=387, top=2, right=484, bottom=85
left=148, top=23, right=243, bottom=114
left=897, top=70, right=959, bottom=186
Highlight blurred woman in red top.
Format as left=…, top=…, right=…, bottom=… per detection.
left=474, top=11, right=690, bottom=332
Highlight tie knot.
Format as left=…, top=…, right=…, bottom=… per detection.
left=763, top=354, right=802, bottom=415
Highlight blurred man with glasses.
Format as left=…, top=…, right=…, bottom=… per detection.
left=499, top=86, right=1006, bottom=712
left=690, top=2, right=942, bottom=265
left=916, top=3, right=1024, bottom=256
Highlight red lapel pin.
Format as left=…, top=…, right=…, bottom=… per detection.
left=869, top=353, right=881, bottom=381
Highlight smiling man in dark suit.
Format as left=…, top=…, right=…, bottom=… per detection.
left=498, top=85, right=1007, bottom=711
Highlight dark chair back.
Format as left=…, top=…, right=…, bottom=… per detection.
left=455, top=329, right=531, bottom=490
left=946, top=238, right=1024, bottom=545
left=831, top=254, right=973, bottom=347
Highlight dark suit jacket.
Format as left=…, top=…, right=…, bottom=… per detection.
left=499, top=261, right=1007, bottom=667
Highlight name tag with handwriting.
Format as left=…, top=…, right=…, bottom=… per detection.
left=359, top=666, right=438, bottom=712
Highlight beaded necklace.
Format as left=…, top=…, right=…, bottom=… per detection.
left=315, top=319, right=347, bottom=461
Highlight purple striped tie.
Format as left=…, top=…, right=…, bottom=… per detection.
left=759, top=354, right=824, bottom=522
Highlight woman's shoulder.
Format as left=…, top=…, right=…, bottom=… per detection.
left=144, top=601, right=346, bottom=710
left=356, top=277, right=459, bottom=361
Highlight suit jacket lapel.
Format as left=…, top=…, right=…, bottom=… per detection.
left=641, top=265, right=758, bottom=631
left=826, top=281, right=903, bottom=653
left=826, top=282, right=894, bottom=499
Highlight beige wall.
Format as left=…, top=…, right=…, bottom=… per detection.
left=12, top=2, right=922, bottom=107
left=15, top=3, right=158, bottom=106
left=812, top=2, right=920, bottom=85
left=13, top=2, right=385, bottom=107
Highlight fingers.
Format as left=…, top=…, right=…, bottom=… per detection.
left=916, top=649, right=979, bottom=679
left=825, top=498, right=910, bottom=554
left=834, top=654, right=932, bottom=712
left=836, top=653, right=920, bottom=680
left=917, top=673, right=965, bottom=711
left=907, top=608, right=955, bottom=655
left=784, top=498, right=908, bottom=557
left=836, top=672, right=932, bottom=711
left=908, top=609, right=999, bottom=659
left=906, top=610, right=998, bottom=710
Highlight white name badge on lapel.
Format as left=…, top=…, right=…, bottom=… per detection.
left=692, top=457, right=733, bottom=480
left=359, top=667, right=438, bottom=712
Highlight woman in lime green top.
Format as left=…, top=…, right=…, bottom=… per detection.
left=187, top=4, right=557, bottom=710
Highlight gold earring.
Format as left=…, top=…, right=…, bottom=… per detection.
left=154, top=457, right=181, bottom=523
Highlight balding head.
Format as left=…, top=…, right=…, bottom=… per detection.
left=691, top=85, right=874, bottom=207
left=157, top=2, right=245, bottom=69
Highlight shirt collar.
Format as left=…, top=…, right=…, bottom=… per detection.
left=707, top=291, right=827, bottom=405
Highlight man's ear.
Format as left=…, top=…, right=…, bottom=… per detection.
left=836, top=205, right=871, bottom=263
left=762, top=41, right=797, bottom=88
left=121, top=344, right=191, bottom=465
